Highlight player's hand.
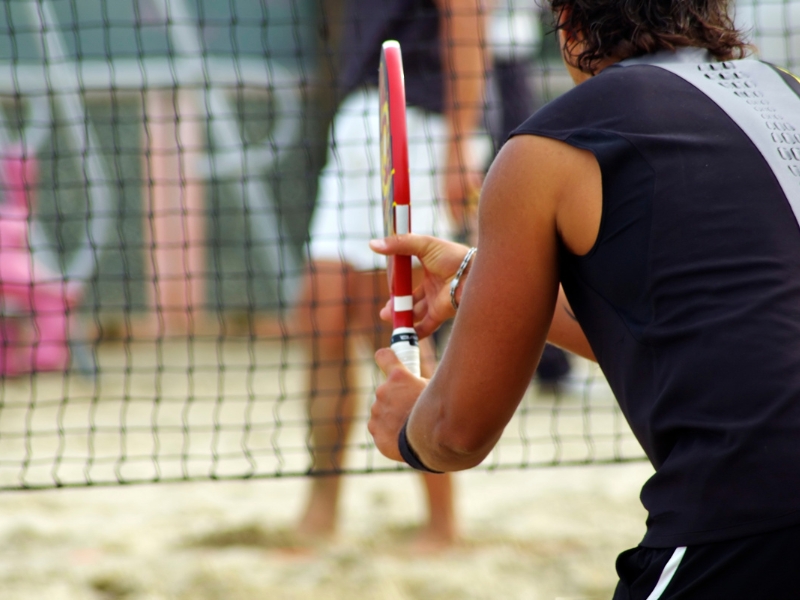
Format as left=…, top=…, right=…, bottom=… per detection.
left=444, top=145, right=482, bottom=240
left=369, top=348, right=428, bottom=462
left=370, top=234, right=472, bottom=338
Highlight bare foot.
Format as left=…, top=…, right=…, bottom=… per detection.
left=408, top=524, right=459, bottom=554
left=296, top=476, right=341, bottom=542
left=296, top=508, right=337, bottom=541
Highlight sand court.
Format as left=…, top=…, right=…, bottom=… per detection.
left=0, top=338, right=652, bottom=599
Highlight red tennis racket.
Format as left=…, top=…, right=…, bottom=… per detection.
left=379, top=40, right=420, bottom=377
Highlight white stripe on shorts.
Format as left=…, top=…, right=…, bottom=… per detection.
left=645, top=546, right=687, bottom=600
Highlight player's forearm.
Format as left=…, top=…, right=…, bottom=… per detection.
left=437, top=0, right=488, bottom=157
left=405, top=400, right=500, bottom=472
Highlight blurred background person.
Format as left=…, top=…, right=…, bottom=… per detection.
left=292, top=0, right=487, bottom=549
left=488, top=0, right=541, bottom=152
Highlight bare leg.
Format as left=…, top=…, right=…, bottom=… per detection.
left=416, top=472, right=457, bottom=550
left=293, top=260, right=358, bottom=539
left=413, top=338, right=457, bottom=550
left=293, top=264, right=458, bottom=546
left=356, top=270, right=458, bottom=550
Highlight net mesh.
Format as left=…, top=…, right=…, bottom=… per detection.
left=0, top=0, right=794, bottom=490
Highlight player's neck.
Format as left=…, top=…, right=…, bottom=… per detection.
left=558, top=29, right=618, bottom=85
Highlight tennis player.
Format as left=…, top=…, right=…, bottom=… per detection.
left=292, top=0, right=486, bottom=548
left=369, top=0, right=800, bottom=595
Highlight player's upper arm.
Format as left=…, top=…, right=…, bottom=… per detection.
left=407, top=134, right=602, bottom=470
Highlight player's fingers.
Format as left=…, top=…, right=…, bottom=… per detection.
left=466, top=179, right=482, bottom=215
left=415, top=314, right=439, bottom=340
left=375, top=347, right=406, bottom=376
left=379, top=299, right=392, bottom=322
left=370, top=234, right=436, bottom=259
left=413, top=297, right=429, bottom=323
left=467, top=169, right=484, bottom=192
left=412, top=287, right=428, bottom=317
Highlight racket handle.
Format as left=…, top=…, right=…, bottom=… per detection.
left=390, top=327, right=421, bottom=377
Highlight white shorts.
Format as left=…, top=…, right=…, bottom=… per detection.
left=307, top=88, right=455, bottom=271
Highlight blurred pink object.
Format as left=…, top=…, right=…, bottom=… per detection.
left=0, top=146, right=75, bottom=375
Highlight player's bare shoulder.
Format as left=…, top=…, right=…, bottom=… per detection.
left=482, top=135, right=602, bottom=257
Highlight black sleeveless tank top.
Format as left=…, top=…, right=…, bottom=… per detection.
left=512, top=53, right=800, bottom=547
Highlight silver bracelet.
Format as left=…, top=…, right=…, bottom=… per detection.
left=450, top=247, right=477, bottom=311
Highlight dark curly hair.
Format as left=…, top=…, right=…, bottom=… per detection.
left=549, top=0, right=751, bottom=73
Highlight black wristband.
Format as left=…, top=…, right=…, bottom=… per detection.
left=398, top=419, right=443, bottom=474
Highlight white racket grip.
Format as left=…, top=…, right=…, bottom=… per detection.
left=390, top=327, right=421, bottom=377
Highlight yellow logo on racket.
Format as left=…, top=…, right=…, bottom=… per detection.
left=380, top=99, right=393, bottom=203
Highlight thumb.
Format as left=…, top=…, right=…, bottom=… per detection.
left=369, top=233, right=431, bottom=258
left=374, top=347, right=406, bottom=377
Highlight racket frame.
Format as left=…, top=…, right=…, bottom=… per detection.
left=379, top=40, right=420, bottom=376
